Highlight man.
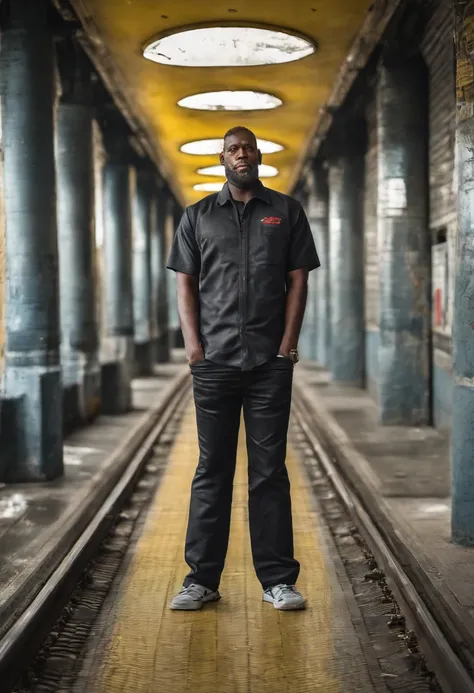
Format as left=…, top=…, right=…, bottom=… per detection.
left=167, top=126, right=320, bottom=611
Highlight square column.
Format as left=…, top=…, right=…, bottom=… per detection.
left=376, top=55, right=431, bottom=425
left=328, top=134, right=365, bottom=386
left=1, top=2, right=63, bottom=481
left=307, top=166, right=330, bottom=366
left=56, top=39, right=100, bottom=425
left=132, top=165, right=155, bottom=375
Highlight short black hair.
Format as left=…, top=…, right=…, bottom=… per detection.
left=223, top=126, right=257, bottom=145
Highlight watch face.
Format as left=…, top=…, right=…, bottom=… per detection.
left=289, top=350, right=299, bottom=364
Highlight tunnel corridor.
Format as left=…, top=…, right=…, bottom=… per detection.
left=1, top=1, right=474, bottom=692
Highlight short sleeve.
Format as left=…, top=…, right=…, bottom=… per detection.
left=166, top=208, right=200, bottom=276
left=287, top=202, right=320, bottom=272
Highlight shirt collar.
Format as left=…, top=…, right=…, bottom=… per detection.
left=217, top=180, right=271, bottom=206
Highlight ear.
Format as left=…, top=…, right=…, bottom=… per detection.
left=258, top=149, right=262, bottom=165
left=219, top=151, right=225, bottom=166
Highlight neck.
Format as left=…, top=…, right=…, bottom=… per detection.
left=228, top=180, right=260, bottom=204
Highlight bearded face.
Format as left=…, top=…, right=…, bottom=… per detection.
left=220, top=130, right=262, bottom=189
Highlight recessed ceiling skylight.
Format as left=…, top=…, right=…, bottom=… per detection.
left=178, top=91, right=282, bottom=112
left=144, top=27, right=315, bottom=67
left=181, top=139, right=284, bottom=155
left=193, top=183, right=224, bottom=192
left=197, top=164, right=279, bottom=178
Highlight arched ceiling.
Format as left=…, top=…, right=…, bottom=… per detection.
left=75, top=0, right=371, bottom=205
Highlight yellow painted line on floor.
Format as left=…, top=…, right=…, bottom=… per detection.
left=93, top=403, right=340, bottom=693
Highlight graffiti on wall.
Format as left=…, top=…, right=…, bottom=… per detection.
left=432, top=239, right=454, bottom=336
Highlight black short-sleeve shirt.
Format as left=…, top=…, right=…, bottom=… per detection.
left=167, top=181, right=320, bottom=370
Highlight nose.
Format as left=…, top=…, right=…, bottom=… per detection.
left=236, top=148, right=248, bottom=160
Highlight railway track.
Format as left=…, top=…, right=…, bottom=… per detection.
left=1, top=376, right=472, bottom=693
left=0, top=375, right=192, bottom=693
left=292, top=390, right=474, bottom=693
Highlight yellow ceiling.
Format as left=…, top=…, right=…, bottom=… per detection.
left=77, top=0, right=370, bottom=205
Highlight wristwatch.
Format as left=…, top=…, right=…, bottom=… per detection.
left=288, top=348, right=299, bottom=364
left=277, top=348, right=299, bottom=364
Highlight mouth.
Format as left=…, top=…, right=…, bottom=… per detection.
left=235, top=163, right=250, bottom=171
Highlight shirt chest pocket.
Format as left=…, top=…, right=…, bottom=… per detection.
left=252, top=219, right=289, bottom=266
left=198, top=224, right=239, bottom=265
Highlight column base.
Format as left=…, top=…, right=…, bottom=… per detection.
left=0, top=398, right=18, bottom=481
left=378, top=343, right=430, bottom=426
left=101, top=360, right=133, bottom=414
left=82, top=367, right=102, bottom=421
left=170, top=328, right=184, bottom=349
left=63, top=383, right=81, bottom=436
left=134, top=341, right=154, bottom=376
left=99, top=337, right=134, bottom=415
left=62, top=355, right=101, bottom=433
left=1, top=365, right=63, bottom=482
left=331, top=355, right=364, bottom=384
left=155, top=333, right=170, bottom=362
left=451, top=382, right=474, bottom=546
left=331, top=377, right=364, bottom=389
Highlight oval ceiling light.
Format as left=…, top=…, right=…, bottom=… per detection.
left=193, top=182, right=224, bottom=192
left=178, top=91, right=282, bottom=112
left=197, top=164, right=279, bottom=178
left=181, top=138, right=284, bottom=155
left=144, top=27, right=315, bottom=67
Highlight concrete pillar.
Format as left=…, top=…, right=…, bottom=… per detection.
left=56, top=40, right=100, bottom=424
left=294, top=187, right=316, bottom=361
left=328, top=137, right=365, bottom=385
left=132, top=166, right=155, bottom=375
left=167, top=197, right=182, bottom=350
left=376, top=56, right=430, bottom=425
left=0, top=1, right=63, bottom=481
left=307, top=166, right=330, bottom=366
left=296, top=186, right=313, bottom=360
left=451, top=1, right=474, bottom=545
left=173, top=199, right=185, bottom=350
left=100, top=114, right=135, bottom=413
left=153, top=179, right=170, bottom=362
left=301, top=264, right=317, bottom=360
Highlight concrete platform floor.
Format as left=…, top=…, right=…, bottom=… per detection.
left=294, top=363, right=474, bottom=669
left=0, top=361, right=189, bottom=640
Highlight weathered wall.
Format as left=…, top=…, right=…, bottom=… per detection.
left=421, top=0, right=456, bottom=428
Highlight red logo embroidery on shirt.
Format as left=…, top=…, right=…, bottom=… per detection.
left=261, top=216, right=281, bottom=225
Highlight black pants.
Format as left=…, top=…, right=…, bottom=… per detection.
left=183, top=356, right=300, bottom=592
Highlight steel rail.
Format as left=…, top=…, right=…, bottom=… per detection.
left=292, top=392, right=474, bottom=693
left=0, top=375, right=192, bottom=693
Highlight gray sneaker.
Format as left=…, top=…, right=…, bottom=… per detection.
left=263, top=584, right=306, bottom=610
left=170, top=583, right=221, bottom=610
